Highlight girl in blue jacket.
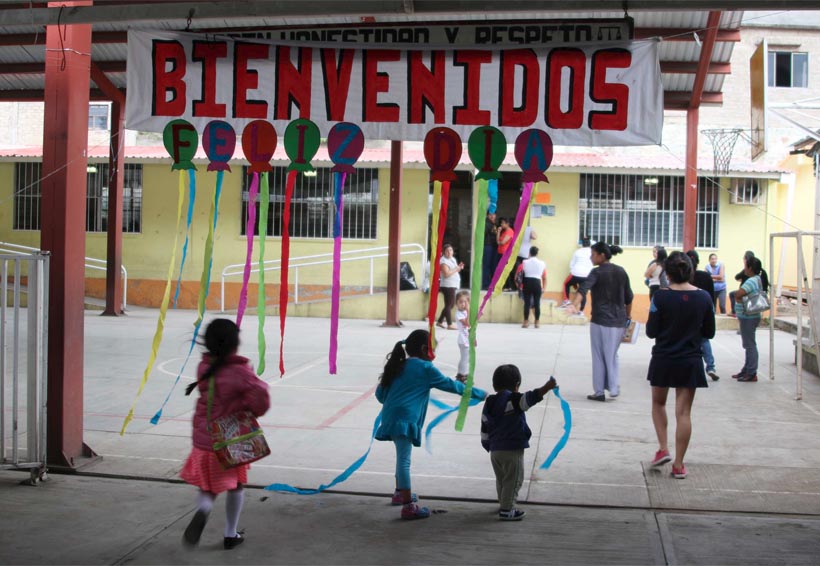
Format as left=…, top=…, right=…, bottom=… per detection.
left=376, top=328, right=487, bottom=519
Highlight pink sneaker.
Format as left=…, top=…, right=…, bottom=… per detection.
left=651, top=449, right=671, bottom=467
left=391, top=490, right=418, bottom=505
left=401, top=503, right=431, bottom=520
left=671, top=465, right=687, bottom=479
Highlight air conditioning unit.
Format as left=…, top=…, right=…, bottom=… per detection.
left=730, top=178, right=763, bottom=205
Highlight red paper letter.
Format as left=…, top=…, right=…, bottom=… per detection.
left=152, top=40, right=186, bottom=116
left=546, top=48, right=586, bottom=130
left=452, top=50, right=492, bottom=126
left=275, top=46, right=313, bottom=120
left=321, top=49, right=354, bottom=121
left=192, top=41, right=227, bottom=117
left=499, top=49, right=539, bottom=127
left=589, top=49, right=631, bottom=131
left=362, top=49, right=400, bottom=123
left=407, top=50, right=446, bottom=124
left=233, top=42, right=269, bottom=119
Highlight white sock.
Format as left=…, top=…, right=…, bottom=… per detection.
left=197, top=491, right=214, bottom=514
left=224, top=488, right=244, bottom=538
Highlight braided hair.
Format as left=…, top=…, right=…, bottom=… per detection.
left=185, top=318, right=240, bottom=396
left=379, top=329, right=429, bottom=391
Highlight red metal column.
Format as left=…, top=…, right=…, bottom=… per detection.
left=383, top=141, right=403, bottom=327
left=683, top=107, right=699, bottom=251
left=41, top=1, right=94, bottom=468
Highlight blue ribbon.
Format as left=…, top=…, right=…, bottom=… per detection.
left=266, top=412, right=382, bottom=495
left=487, top=178, right=498, bottom=214
left=539, top=387, right=572, bottom=470
left=425, top=397, right=481, bottom=454
left=173, top=169, right=197, bottom=308
left=150, top=172, right=223, bottom=425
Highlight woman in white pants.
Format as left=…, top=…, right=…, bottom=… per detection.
left=568, top=242, right=634, bottom=402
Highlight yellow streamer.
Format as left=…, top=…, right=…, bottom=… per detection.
left=120, top=171, right=187, bottom=435
left=491, top=187, right=538, bottom=298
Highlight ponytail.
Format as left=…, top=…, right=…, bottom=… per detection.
left=185, top=318, right=240, bottom=396
left=378, top=329, right=430, bottom=391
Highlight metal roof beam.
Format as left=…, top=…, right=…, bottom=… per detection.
left=0, top=31, right=127, bottom=46
left=0, top=88, right=114, bottom=101
left=0, top=61, right=124, bottom=74
left=665, top=91, right=723, bottom=110
left=660, top=61, right=730, bottom=74
left=634, top=27, right=740, bottom=42
left=689, top=11, right=721, bottom=109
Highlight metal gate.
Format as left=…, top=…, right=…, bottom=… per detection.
left=1, top=252, right=48, bottom=481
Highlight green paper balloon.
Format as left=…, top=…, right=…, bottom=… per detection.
left=163, top=119, right=198, bottom=171
left=467, top=126, right=506, bottom=181
left=284, top=119, right=320, bottom=173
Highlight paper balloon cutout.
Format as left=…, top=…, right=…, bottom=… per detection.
left=423, top=127, right=462, bottom=182
left=328, top=123, right=364, bottom=174
left=163, top=119, right=198, bottom=171
left=514, top=129, right=553, bottom=183
left=241, top=120, right=276, bottom=173
left=285, top=119, right=320, bottom=173
left=468, top=126, right=506, bottom=181
left=203, top=120, right=236, bottom=172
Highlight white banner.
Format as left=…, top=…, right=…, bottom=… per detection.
left=126, top=29, right=662, bottom=146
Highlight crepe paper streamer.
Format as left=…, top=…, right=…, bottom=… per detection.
left=120, top=171, right=187, bottom=435
left=279, top=169, right=298, bottom=376
left=328, top=171, right=346, bottom=374
left=455, top=181, right=489, bottom=432
left=423, top=128, right=461, bottom=355
left=172, top=171, right=196, bottom=308
left=266, top=411, right=382, bottom=495
left=150, top=172, right=224, bottom=425
left=477, top=181, right=535, bottom=318
left=256, top=172, right=270, bottom=376
left=539, top=386, right=572, bottom=470
left=327, top=123, right=364, bottom=375
left=424, top=397, right=481, bottom=455
left=426, top=181, right=443, bottom=354
left=514, top=128, right=553, bottom=184
left=235, top=172, right=259, bottom=328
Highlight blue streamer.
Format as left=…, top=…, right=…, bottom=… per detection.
left=332, top=172, right=344, bottom=238
left=424, top=397, right=481, bottom=455
left=487, top=178, right=498, bottom=214
left=173, top=170, right=197, bottom=308
left=150, top=173, right=223, bottom=425
left=266, top=412, right=382, bottom=495
left=539, top=387, right=572, bottom=470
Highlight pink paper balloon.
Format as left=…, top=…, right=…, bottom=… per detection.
left=514, top=129, right=553, bottom=183
left=327, top=122, right=364, bottom=174
left=241, top=120, right=277, bottom=173
left=203, top=120, right=236, bottom=172
left=424, top=127, right=462, bottom=182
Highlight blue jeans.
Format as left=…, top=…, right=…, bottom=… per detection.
left=393, top=436, right=413, bottom=490
left=738, top=317, right=759, bottom=375
left=701, top=338, right=715, bottom=372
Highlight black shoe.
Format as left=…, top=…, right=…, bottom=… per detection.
left=737, top=374, right=758, bottom=382
left=224, top=533, right=245, bottom=550
left=707, top=371, right=720, bottom=381
left=587, top=394, right=605, bottom=402
left=731, top=371, right=745, bottom=379
left=183, top=510, right=209, bottom=546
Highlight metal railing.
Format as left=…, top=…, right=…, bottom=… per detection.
left=220, top=243, right=427, bottom=313
left=0, top=241, right=128, bottom=309
left=1, top=252, right=48, bottom=482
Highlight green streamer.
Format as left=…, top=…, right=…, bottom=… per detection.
left=256, top=172, right=270, bottom=375
left=455, top=179, right=488, bottom=431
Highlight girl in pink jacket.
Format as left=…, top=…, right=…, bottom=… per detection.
left=180, top=319, right=270, bottom=550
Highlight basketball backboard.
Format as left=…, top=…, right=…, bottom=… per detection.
left=750, top=39, right=768, bottom=161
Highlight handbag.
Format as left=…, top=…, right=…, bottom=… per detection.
left=207, top=377, right=270, bottom=470
left=621, top=319, right=641, bottom=345
left=742, top=288, right=770, bottom=314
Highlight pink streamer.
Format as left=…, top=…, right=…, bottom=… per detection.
left=478, top=181, right=534, bottom=319
left=236, top=172, right=259, bottom=327
left=329, top=172, right=347, bottom=374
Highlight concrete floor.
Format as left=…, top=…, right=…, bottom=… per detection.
left=2, top=307, right=820, bottom=564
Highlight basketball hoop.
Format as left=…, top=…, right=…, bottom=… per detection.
left=702, top=129, right=744, bottom=177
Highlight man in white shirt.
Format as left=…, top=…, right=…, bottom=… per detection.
left=562, top=237, right=593, bottom=311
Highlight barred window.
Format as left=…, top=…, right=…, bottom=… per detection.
left=88, top=104, right=110, bottom=130
left=13, top=162, right=41, bottom=230
left=730, top=178, right=763, bottom=205
left=579, top=173, right=719, bottom=248
left=86, top=164, right=143, bottom=233
left=241, top=166, right=379, bottom=239
left=13, top=162, right=143, bottom=233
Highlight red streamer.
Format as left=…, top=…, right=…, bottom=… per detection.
left=279, top=170, right=297, bottom=376
left=426, top=181, right=451, bottom=358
